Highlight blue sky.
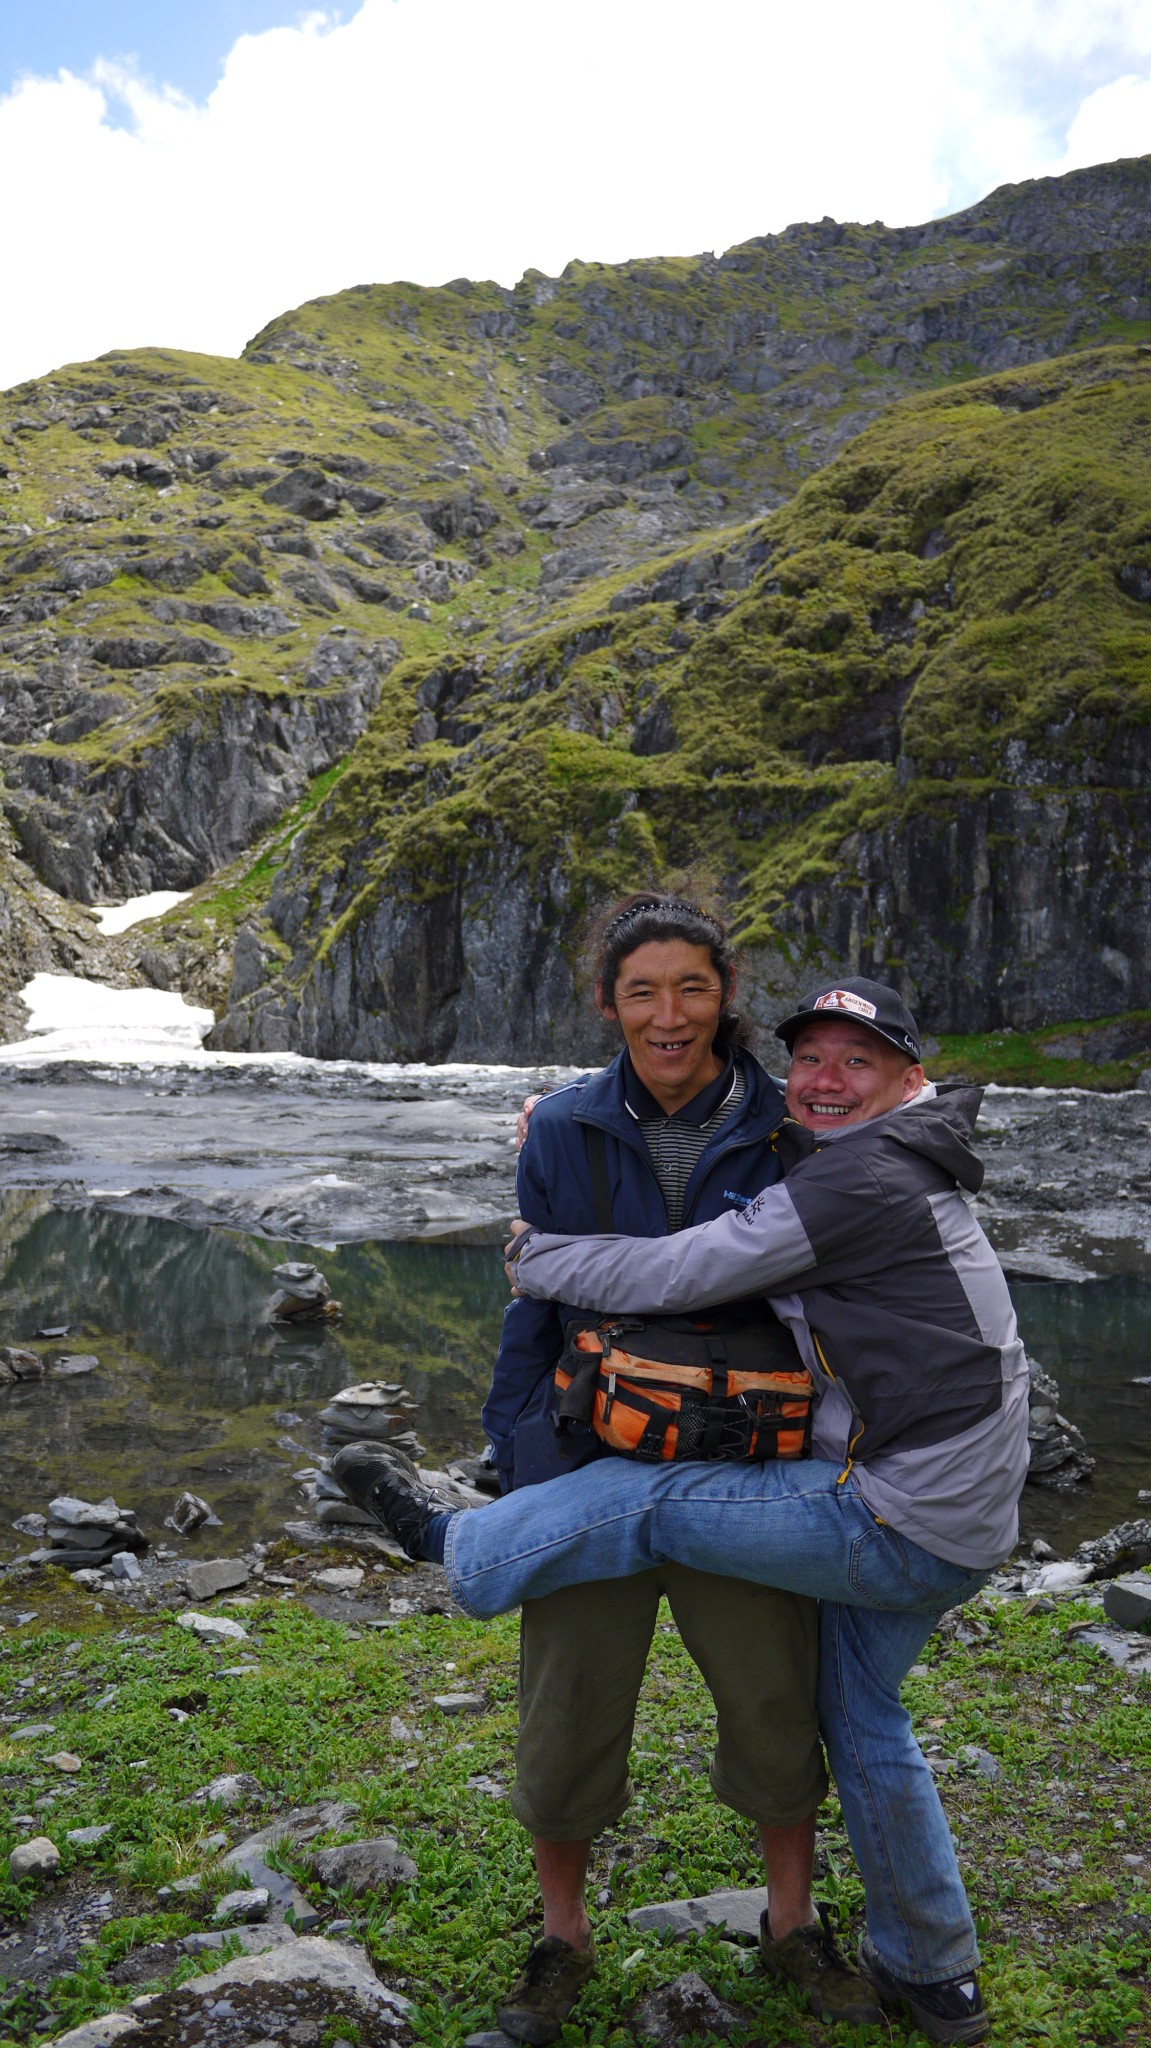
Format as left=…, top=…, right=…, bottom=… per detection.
left=0, top=3, right=307, bottom=103
left=1, top=0, right=1149, bottom=392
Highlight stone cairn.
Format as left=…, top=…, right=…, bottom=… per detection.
left=266, top=1262, right=342, bottom=1325
left=28, top=1494, right=148, bottom=1571
left=1026, top=1358, right=1095, bottom=1487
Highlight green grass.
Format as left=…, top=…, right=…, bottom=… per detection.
left=1, top=1575, right=1148, bottom=2045
left=927, top=1021, right=1151, bottom=1091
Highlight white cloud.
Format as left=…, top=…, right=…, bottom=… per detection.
left=1057, top=69, right=1151, bottom=167
left=1, top=0, right=1150, bottom=391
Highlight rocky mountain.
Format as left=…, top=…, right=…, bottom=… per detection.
left=1, top=155, right=1150, bottom=1053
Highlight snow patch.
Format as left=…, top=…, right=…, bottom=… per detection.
left=2, top=973, right=214, bottom=1064
left=94, top=890, right=192, bottom=936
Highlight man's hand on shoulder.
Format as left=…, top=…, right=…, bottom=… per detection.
left=504, top=1217, right=532, bottom=1293
left=516, top=1094, right=543, bottom=1151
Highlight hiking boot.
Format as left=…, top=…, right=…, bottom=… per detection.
left=759, top=1906, right=883, bottom=2026
left=859, top=1934, right=990, bottom=2044
left=330, top=1440, right=444, bottom=1559
left=496, top=1934, right=597, bottom=2045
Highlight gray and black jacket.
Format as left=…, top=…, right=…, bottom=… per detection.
left=512, top=1085, right=1031, bottom=1569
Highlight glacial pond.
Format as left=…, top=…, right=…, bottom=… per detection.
left=0, top=1196, right=1149, bottom=1561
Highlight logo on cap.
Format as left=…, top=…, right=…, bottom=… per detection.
left=813, top=989, right=879, bottom=1020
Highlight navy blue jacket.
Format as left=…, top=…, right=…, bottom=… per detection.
left=480, top=1049, right=788, bottom=1490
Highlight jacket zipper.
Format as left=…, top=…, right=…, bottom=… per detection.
left=811, top=1331, right=866, bottom=1485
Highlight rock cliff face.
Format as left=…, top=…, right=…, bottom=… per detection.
left=2, top=156, right=1151, bottom=1049
left=207, top=342, right=1151, bottom=1056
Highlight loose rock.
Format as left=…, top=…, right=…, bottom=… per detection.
left=213, top=1886, right=270, bottom=1926
left=627, top=1884, right=770, bottom=1941
left=434, top=1692, right=486, bottom=1715
left=182, top=1926, right=297, bottom=1956
left=11, top=1511, right=47, bottom=1536
left=10, top=1835, right=61, bottom=1880
left=175, top=1610, right=249, bottom=1642
left=1, top=1345, right=44, bottom=1380
left=184, top=1558, right=250, bottom=1601
left=1102, top=1574, right=1151, bottom=1629
left=1026, top=1561, right=1094, bottom=1596
left=165, top=1491, right=221, bottom=1534
left=635, top=1970, right=742, bottom=2043
left=311, top=1835, right=418, bottom=1894
left=45, top=2019, right=142, bottom=2047
left=193, top=1772, right=264, bottom=1807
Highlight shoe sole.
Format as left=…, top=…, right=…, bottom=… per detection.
left=330, top=1442, right=430, bottom=1530
left=860, top=1971, right=990, bottom=2044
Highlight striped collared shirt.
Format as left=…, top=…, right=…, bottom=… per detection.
left=624, top=1053, right=746, bottom=1230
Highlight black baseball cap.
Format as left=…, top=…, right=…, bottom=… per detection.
left=775, top=977, right=922, bottom=1061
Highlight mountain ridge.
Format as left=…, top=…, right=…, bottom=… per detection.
left=1, top=154, right=1149, bottom=1052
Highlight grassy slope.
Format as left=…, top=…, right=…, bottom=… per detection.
left=1, top=1575, right=1147, bottom=2046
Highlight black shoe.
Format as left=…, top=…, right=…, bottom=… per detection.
left=330, top=1440, right=442, bottom=1559
left=859, top=1935, right=989, bottom=2044
left=497, top=1934, right=597, bottom=2044
left=760, top=1907, right=883, bottom=2025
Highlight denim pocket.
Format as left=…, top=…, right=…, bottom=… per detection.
left=847, top=1520, right=986, bottom=1612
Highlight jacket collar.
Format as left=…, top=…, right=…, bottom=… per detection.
left=574, top=1047, right=785, bottom=1139
left=621, top=1047, right=737, bottom=1125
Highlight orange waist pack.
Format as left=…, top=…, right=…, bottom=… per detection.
left=553, top=1313, right=813, bottom=1463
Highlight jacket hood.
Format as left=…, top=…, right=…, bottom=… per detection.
left=881, top=1082, right=985, bottom=1194
left=774, top=1081, right=985, bottom=1193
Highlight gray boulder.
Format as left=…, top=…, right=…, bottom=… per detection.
left=635, top=1971, right=742, bottom=2043
left=182, top=1925, right=297, bottom=1956
left=311, top=1835, right=418, bottom=1894
left=261, top=468, right=342, bottom=520
left=213, top=1886, right=270, bottom=1925
left=10, top=1835, right=61, bottom=1880
left=1102, top=1574, right=1151, bottom=1629
left=45, top=2019, right=141, bottom=2047
left=165, top=1491, right=220, bottom=1534
left=1, top=1345, right=44, bottom=1379
left=184, top=1557, right=250, bottom=1600
left=627, top=1884, right=770, bottom=1941
left=193, top=1772, right=264, bottom=1808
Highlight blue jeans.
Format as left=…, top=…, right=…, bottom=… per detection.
left=445, top=1456, right=989, bottom=1983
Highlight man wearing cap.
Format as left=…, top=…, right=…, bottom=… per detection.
left=342, top=978, right=1030, bottom=2046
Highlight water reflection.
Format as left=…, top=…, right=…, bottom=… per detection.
left=0, top=1196, right=506, bottom=1555
left=1, top=1199, right=1149, bottom=1561
left=1013, top=1279, right=1151, bottom=1549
